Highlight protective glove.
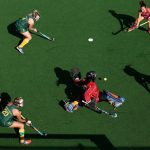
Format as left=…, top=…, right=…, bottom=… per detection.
left=26, top=120, right=32, bottom=126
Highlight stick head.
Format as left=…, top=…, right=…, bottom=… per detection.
left=42, top=133, right=48, bottom=136
left=111, top=113, right=117, bottom=118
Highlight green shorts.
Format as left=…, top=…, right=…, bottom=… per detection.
left=0, top=119, right=13, bottom=127
left=15, top=19, right=28, bottom=33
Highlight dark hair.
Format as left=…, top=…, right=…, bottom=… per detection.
left=139, top=0, right=146, bottom=7
left=86, top=71, right=97, bottom=82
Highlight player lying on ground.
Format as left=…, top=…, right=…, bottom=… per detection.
left=64, top=69, right=125, bottom=112
left=15, top=10, right=40, bottom=54
left=0, top=97, right=32, bottom=145
left=101, top=90, right=125, bottom=109
left=128, top=0, right=150, bottom=33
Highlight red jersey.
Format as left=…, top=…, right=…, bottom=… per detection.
left=141, top=8, right=150, bottom=19
left=83, top=81, right=100, bottom=103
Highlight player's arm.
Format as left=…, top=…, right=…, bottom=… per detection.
left=28, top=18, right=37, bottom=32
left=136, top=12, right=144, bottom=26
left=128, top=12, right=144, bottom=31
left=12, top=109, right=27, bottom=123
left=13, top=109, right=32, bottom=126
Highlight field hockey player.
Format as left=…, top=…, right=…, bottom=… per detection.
left=128, top=0, right=150, bottom=33
left=0, top=97, right=32, bottom=145
left=15, top=10, right=40, bottom=54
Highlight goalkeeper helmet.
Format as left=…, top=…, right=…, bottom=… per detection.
left=14, top=97, right=24, bottom=107
left=86, top=71, right=97, bottom=81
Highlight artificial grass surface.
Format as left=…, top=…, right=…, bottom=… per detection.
left=0, top=0, right=150, bottom=149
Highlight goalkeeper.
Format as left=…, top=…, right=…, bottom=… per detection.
left=64, top=68, right=125, bottom=112
left=64, top=70, right=101, bottom=112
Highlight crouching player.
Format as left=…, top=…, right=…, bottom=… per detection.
left=15, top=10, right=40, bottom=54
left=128, top=0, right=150, bottom=33
left=0, top=97, right=32, bottom=145
left=101, top=90, right=125, bottom=109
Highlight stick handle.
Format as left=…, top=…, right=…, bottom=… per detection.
left=21, top=115, right=47, bottom=136
left=82, top=100, right=91, bottom=105
left=139, top=21, right=149, bottom=27
left=127, top=21, right=149, bottom=32
left=21, top=115, right=24, bottom=119
left=30, top=124, right=44, bottom=136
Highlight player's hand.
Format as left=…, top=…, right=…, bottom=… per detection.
left=33, top=28, right=37, bottom=32
left=26, top=120, right=32, bottom=126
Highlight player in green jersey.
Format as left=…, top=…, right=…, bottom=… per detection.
left=15, top=10, right=40, bottom=54
left=0, top=97, right=32, bottom=145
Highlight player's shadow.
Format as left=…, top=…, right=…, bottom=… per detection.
left=0, top=92, right=11, bottom=111
left=7, top=21, right=23, bottom=45
left=108, top=10, right=147, bottom=35
left=124, top=65, right=150, bottom=93
left=54, top=67, right=83, bottom=103
left=0, top=133, right=116, bottom=150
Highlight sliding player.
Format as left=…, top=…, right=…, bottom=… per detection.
left=64, top=69, right=125, bottom=112
left=128, top=0, right=150, bottom=33
left=0, top=97, right=32, bottom=144
left=15, top=10, right=40, bottom=54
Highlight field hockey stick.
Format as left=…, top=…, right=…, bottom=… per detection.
left=30, top=124, right=47, bottom=136
left=127, top=21, right=149, bottom=32
left=139, top=21, right=149, bottom=27
left=37, top=31, right=54, bottom=41
left=21, top=115, right=47, bottom=136
left=82, top=100, right=117, bottom=118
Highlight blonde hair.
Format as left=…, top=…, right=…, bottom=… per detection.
left=33, top=10, right=40, bottom=18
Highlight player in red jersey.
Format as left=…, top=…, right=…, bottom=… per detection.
left=66, top=71, right=101, bottom=111
left=128, top=0, right=150, bottom=33
left=79, top=71, right=100, bottom=103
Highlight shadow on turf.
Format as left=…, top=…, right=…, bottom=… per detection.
left=109, top=10, right=147, bottom=35
left=54, top=67, right=83, bottom=101
left=124, top=65, right=150, bottom=93
left=7, top=22, right=23, bottom=45
left=0, top=133, right=150, bottom=150
left=0, top=133, right=115, bottom=150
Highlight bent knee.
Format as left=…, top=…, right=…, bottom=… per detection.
left=19, top=123, right=24, bottom=129
left=27, top=36, right=32, bottom=41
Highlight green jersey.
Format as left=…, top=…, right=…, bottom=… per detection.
left=15, top=14, right=35, bottom=33
left=0, top=105, right=17, bottom=127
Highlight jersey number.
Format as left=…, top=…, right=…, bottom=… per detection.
left=2, top=108, right=9, bottom=116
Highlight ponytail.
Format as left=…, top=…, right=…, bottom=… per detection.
left=139, top=0, right=146, bottom=7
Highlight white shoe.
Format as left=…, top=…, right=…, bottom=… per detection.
left=16, top=46, right=24, bottom=54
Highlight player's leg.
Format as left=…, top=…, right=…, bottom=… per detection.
left=103, top=91, right=125, bottom=109
left=16, top=31, right=32, bottom=54
left=147, top=21, right=150, bottom=33
left=9, top=121, right=31, bottom=145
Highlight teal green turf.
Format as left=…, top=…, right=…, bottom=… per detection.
left=0, top=0, right=150, bottom=149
